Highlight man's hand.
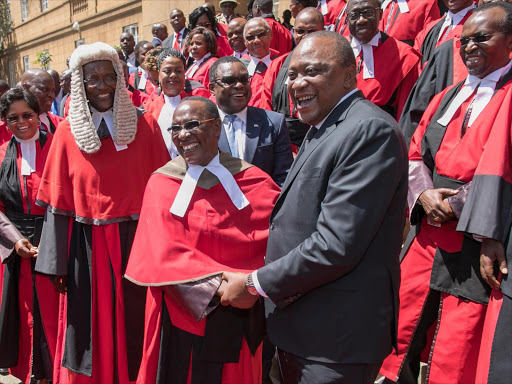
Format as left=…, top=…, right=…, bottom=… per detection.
left=216, top=279, right=228, bottom=297
left=418, top=188, right=458, bottom=224
left=50, top=275, right=68, bottom=294
left=14, top=238, right=37, bottom=259
left=220, top=271, right=259, bottom=309
left=480, top=238, right=507, bottom=290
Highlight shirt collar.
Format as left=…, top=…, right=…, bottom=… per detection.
left=315, top=88, right=359, bottom=129
left=218, top=107, right=248, bottom=125
left=466, top=59, right=512, bottom=86
left=446, top=4, right=475, bottom=25
left=249, top=53, right=272, bottom=67
left=194, top=52, right=212, bottom=65
left=351, top=31, right=381, bottom=49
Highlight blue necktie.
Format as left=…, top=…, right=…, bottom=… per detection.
left=225, top=115, right=239, bottom=158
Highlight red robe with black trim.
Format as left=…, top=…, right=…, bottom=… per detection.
left=128, top=69, right=156, bottom=95
left=186, top=56, right=218, bottom=90
left=379, top=0, right=440, bottom=44
left=0, top=132, right=59, bottom=384
left=353, top=33, right=421, bottom=119
left=380, top=71, right=512, bottom=384
left=319, top=0, right=347, bottom=29
left=35, top=114, right=169, bottom=384
left=243, top=48, right=280, bottom=108
left=264, top=17, right=292, bottom=56
left=124, top=155, right=281, bottom=384
left=260, top=52, right=288, bottom=111
left=40, top=112, right=63, bottom=133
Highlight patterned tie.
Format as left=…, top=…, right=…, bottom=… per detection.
left=255, top=61, right=267, bottom=74
left=173, top=32, right=181, bottom=50
left=225, top=115, right=239, bottom=158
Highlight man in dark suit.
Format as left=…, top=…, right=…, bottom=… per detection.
left=209, top=56, right=293, bottom=187
left=162, top=9, right=189, bottom=51
left=220, top=31, right=408, bottom=383
left=151, top=23, right=168, bottom=47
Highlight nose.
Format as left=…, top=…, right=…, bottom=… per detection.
left=464, top=40, right=478, bottom=53
left=177, top=127, right=190, bottom=139
left=290, top=74, right=307, bottom=92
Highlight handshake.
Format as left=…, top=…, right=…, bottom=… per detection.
left=216, top=271, right=260, bottom=309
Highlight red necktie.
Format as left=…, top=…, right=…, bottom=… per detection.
left=173, top=32, right=181, bottom=50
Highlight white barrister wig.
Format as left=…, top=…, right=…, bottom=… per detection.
left=68, top=42, right=138, bottom=154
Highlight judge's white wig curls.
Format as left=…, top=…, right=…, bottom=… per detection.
left=68, top=42, right=138, bottom=154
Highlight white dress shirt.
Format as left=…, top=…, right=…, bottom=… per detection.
left=127, top=52, right=137, bottom=74
left=173, top=27, right=186, bottom=48
left=233, top=49, right=248, bottom=59
left=219, top=107, right=248, bottom=160
left=246, top=53, right=273, bottom=76
left=437, top=4, right=476, bottom=42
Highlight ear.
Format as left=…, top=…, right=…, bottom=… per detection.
left=209, top=82, right=216, bottom=95
left=344, top=65, right=357, bottom=89
left=214, top=118, right=222, bottom=138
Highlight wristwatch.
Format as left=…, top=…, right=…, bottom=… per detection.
left=245, top=273, right=259, bottom=296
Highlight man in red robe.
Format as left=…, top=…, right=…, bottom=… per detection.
left=124, top=96, right=281, bottom=384
left=317, top=0, right=346, bottom=29
left=414, top=0, right=475, bottom=66
left=379, top=0, right=440, bottom=45
left=252, top=0, right=292, bottom=56
left=241, top=18, right=279, bottom=107
left=346, top=0, right=421, bottom=119
left=380, top=4, right=512, bottom=383
left=21, top=69, right=63, bottom=133
left=260, top=7, right=325, bottom=149
left=143, top=48, right=211, bottom=158
left=34, top=42, right=170, bottom=384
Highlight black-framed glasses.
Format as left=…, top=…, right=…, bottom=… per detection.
left=245, top=31, right=269, bottom=41
left=459, top=33, right=501, bottom=47
left=6, top=112, right=37, bottom=125
left=168, top=117, right=218, bottom=134
left=84, top=74, right=117, bottom=87
left=347, top=8, right=379, bottom=21
left=214, top=75, right=252, bottom=87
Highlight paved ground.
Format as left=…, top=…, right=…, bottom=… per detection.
left=0, top=373, right=21, bottom=384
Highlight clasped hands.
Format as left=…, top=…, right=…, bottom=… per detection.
left=418, top=188, right=458, bottom=224
left=216, top=271, right=259, bottom=309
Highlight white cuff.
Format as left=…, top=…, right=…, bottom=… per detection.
left=252, top=271, right=268, bottom=297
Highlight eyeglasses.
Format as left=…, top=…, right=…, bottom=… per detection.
left=245, top=31, right=269, bottom=41
left=168, top=117, right=218, bottom=134
left=293, top=28, right=320, bottom=36
left=347, top=8, right=379, bottom=21
left=459, top=33, right=501, bottom=47
left=6, top=112, right=37, bottom=125
left=197, top=22, right=212, bottom=28
left=84, top=74, right=117, bottom=87
left=214, top=75, right=252, bottom=87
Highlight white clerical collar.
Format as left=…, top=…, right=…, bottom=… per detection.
left=314, top=88, right=359, bottom=130
left=351, top=32, right=381, bottom=79
left=233, top=49, right=248, bottom=59
left=39, top=113, right=50, bottom=131
left=90, top=107, right=128, bottom=151
left=247, top=53, right=272, bottom=76
left=438, top=60, right=512, bottom=127
left=218, top=107, right=248, bottom=125
left=381, top=0, right=409, bottom=13
left=164, top=94, right=182, bottom=107
left=170, top=152, right=250, bottom=217
left=14, top=129, right=39, bottom=176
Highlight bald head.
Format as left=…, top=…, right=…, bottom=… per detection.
left=47, top=69, right=61, bottom=95
left=0, top=80, right=9, bottom=98
left=21, top=69, right=56, bottom=113
left=293, top=8, right=325, bottom=45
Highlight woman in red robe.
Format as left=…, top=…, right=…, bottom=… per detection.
left=0, top=87, right=59, bottom=384
left=188, top=5, right=233, bottom=58
left=184, top=27, right=219, bottom=90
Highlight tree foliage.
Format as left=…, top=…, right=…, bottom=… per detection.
left=0, top=0, right=13, bottom=52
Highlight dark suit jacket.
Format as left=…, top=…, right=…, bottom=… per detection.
left=257, top=91, right=408, bottom=364
left=162, top=28, right=190, bottom=50
left=218, top=106, right=293, bottom=187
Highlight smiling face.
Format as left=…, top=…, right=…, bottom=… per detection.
left=227, top=18, right=247, bottom=52
left=347, top=0, right=382, bottom=44
left=159, top=56, right=185, bottom=97
left=172, top=100, right=221, bottom=166
left=209, top=62, right=252, bottom=114
left=5, top=100, right=39, bottom=140
left=170, top=9, right=186, bottom=33
left=83, top=60, right=117, bottom=112
left=459, top=8, right=512, bottom=78
left=244, top=19, right=272, bottom=59
left=288, top=35, right=356, bottom=126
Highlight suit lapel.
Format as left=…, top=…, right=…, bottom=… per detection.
left=218, top=121, right=230, bottom=153
left=244, top=107, right=263, bottom=163
left=278, top=91, right=364, bottom=197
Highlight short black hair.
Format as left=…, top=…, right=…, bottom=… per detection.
left=300, top=30, right=355, bottom=68
left=473, top=1, right=512, bottom=36
left=182, top=96, right=220, bottom=119
left=152, top=24, right=165, bottom=34
left=293, top=0, right=318, bottom=7
left=188, top=6, right=219, bottom=34
left=158, top=47, right=187, bottom=69
left=0, top=87, right=40, bottom=119
left=208, top=56, right=245, bottom=83
left=253, top=0, right=274, bottom=14
left=134, top=40, right=150, bottom=57
left=186, top=27, right=218, bottom=56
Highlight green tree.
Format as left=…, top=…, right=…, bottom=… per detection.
left=0, top=0, right=13, bottom=52
left=34, top=50, right=52, bottom=69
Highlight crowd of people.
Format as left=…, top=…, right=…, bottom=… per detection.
left=0, top=0, right=511, bottom=383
